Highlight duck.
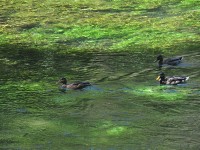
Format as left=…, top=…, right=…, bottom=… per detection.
left=156, top=72, right=189, bottom=85
left=155, top=55, right=183, bottom=67
left=58, top=77, right=91, bottom=91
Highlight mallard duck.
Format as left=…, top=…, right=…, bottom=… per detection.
left=58, top=77, right=91, bottom=90
left=156, top=72, right=189, bottom=85
left=155, top=55, right=183, bottom=67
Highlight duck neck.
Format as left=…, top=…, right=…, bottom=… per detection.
left=160, top=75, right=166, bottom=84
left=158, top=58, right=163, bottom=65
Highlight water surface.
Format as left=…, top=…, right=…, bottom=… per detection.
left=0, top=49, right=200, bottom=149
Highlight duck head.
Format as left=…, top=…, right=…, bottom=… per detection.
left=155, top=55, right=163, bottom=67
left=59, top=77, right=67, bottom=84
left=156, top=72, right=166, bottom=84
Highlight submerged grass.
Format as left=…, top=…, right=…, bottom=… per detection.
left=125, top=85, right=189, bottom=101
left=0, top=0, right=199, bottom=53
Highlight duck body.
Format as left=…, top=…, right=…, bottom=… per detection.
left=59, top=78, right=91, bottom=90
left=156, top=72, right=189, bottom=85
left=155, top=55, right=183, bottom=67
left=66, top=81, right=91, bottom=90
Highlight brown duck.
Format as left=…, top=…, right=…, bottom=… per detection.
left=58, top=77, right=91, bottom=90
left=155, top=55, right=183, bottom=67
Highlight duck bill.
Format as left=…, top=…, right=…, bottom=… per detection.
left=156, top=76, right=161, bottom=81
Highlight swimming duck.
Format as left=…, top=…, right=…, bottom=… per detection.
left=156, top=72, right=189, bottom=85
left=58, top=77, right=91, bottom=90
left=155, top=55, right=183, bottom=67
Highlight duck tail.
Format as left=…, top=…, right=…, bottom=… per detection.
left=83, top=82, right=91, bottom=86
left=180, top=56, right=183, bottom=60
left=185, top=77, right=189, bottom=81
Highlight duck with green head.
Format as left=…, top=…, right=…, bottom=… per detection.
left=156, top=72, right=189, bottom=85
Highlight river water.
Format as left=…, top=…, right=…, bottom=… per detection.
left=0, top=49, right=200, bottom=149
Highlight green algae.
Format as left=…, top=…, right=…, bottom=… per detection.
left=125, top=85, right=189, bottom=101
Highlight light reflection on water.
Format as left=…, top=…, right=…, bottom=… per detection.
left=0, top=50, right=200, bottom=149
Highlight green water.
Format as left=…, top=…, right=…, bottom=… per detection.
left=1, top=48, right=200, bottom=149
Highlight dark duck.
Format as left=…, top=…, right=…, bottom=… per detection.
left=155, top=55, right=183, bottom=67
left=58, top=77, right=91, bottom=90
left=156, top=72, right=189, bottom=85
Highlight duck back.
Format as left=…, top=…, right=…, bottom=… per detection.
left=164, top=56, right=183, bottom=65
